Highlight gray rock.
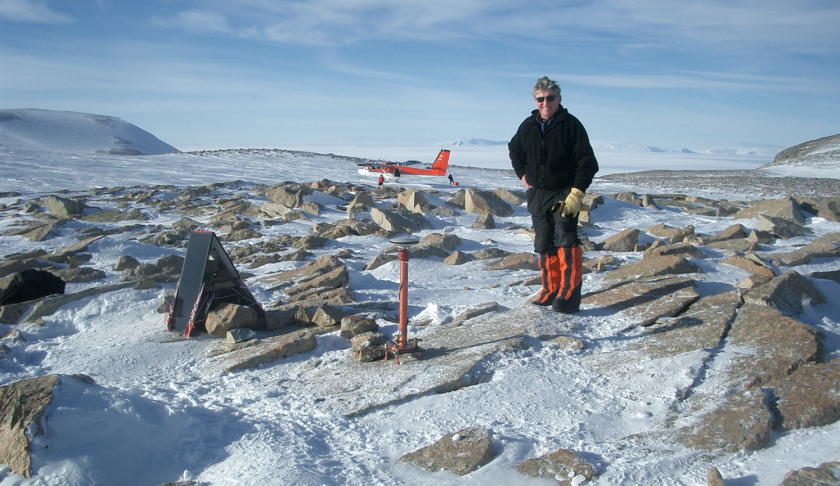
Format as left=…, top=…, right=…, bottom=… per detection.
left=264, top=184, right=313, bottom=208
left=311, top=305, right=345, bottom=327
left=702, top=224, right=747, bottom=243
left=399, top=426, right=496, bottom=476
left=365, top=252, right=398, bottom=271
left=114, top=255, right=140, bottom=271
left=721, top=255, right=775, bottom=277
left=81, top=208, right=147, bottom=222
left=398, top=188, right=430, bottom=213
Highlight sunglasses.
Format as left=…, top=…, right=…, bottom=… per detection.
left=535, top=95, right=556, bottom=103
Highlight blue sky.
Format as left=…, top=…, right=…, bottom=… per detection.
left=2, top=0, right=839, bottom=154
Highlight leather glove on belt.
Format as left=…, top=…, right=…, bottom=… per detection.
left=551, top=188, right=585, bottom=218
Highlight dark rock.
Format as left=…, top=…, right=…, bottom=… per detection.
left=756, top=214, right=811, bottom=239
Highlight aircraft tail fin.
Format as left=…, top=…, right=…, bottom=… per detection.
left=429, top=149, right=450, bottom=175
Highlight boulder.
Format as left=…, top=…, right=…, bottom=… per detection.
left=464, top=188, right=514, bottom=217
left=492, top=187, right=525, bottom=205
left=365, top=252, right=398, bottom=271
left=734, top=196, right=805, bottom=225
left=471, top=248, right=512, bottom=260
left=398, top=188, right=430, bottom=213
left=793, top=195, right=840, bottom=222
left=339, top=316, right=378, bottom=339
left=599, top=228, right=640, bottom=252
left=742, top=270, right=825, bottom=317
left=721, top=255, right=775, bottom=278
left=44, top=195, right=84, bottom=218
left=264, top=184, right=313, bottom=208
left=776, top=458, right=840, bottom=485
left=443, top=251, right=475, bottom=266
left=370, top=207, right=432, bottom=234
left=399, top=426, right=496, bottom=476
left=419, top=233, right=460, bottom=251
left=471, top=212, right=495, bottom=229
left=755, top=214, right=811, bottom=239
left=349, top=332, right=386, bottom=362
left=205, top=303, right=259, bottom=336
left=702, top=224, right=746, bottom=244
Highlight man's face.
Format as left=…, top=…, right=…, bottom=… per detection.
left=534, top=89, right=560, bottom=121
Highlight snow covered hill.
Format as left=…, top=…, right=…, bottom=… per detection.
left=757, top=133, right=840, bottom=179
left=0, top=109, right=178, bottom=155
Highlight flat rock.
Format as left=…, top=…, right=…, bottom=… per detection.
left=643, top=242, right=707, bottom=259
left=602, top=256, right=701, bottom=281
left=582, top=275, right=697, bottom=310
left=599, top=228, right=639, bottom=252
left=726, top=304, right=823, bottom=388
left=675, top=389, right=774, bottom=453
left=776, top=458, right=840, bottom=485
left=770, top=238, right=840, bottom=267
left=399, top=426, right=496, bottom=476
left=215, top=329, right=318, bottom=372
left=0, top=374, right=60, bottom=477
left=774, top=359, right=840, bottom=431
left=485, top=252, right=538, bottom=271
left=756, top=214, right=811, bottom=239
left=721, top=255, right=775, bottom=277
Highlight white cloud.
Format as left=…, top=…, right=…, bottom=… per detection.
left=0, top=0, right=71, bottom=23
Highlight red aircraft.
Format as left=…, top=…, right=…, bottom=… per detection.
left=357, top=149, right=450, bottom=180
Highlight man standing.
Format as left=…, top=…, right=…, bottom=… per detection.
left=509, top=76, right=598, bottom=313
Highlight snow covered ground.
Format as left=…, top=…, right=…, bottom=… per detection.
left=1, top=138, right=839, bottom=485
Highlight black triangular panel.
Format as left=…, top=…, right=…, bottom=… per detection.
left=166, top=231, right=263, bottom=337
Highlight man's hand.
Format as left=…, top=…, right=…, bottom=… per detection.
left=560, top=188, right=585, bottom=217
left=520, top=175, right=531, bottom=189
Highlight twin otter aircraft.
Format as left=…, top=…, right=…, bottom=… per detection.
left=357, top=149, right=450, bottom=181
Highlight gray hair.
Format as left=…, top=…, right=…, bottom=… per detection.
left=532, top=76, right=560, bottom=99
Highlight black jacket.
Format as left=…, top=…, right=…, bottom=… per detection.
left=509, top=106, right=599, bottom=192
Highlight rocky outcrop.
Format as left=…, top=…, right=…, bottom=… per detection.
left=399, top=426, right=497, bottom=476
left=515, top=448, right=598, bottom=486
left=370, top=207, right=432, bottom=234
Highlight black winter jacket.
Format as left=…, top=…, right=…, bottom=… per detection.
left=509, top=106, right=599, bottom=192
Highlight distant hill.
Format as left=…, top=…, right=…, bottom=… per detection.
left=758, top=133, right=840, bottom=178
left=449, top=138, right=508, bottom=147
left=0, top=109, right=178, bottom=155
